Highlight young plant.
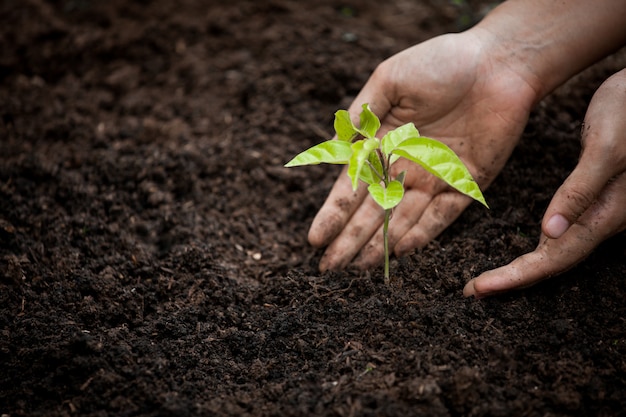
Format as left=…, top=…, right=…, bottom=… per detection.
left=285, top=104, right=488, bottom=284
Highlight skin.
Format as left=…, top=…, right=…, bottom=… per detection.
left=308, top=0, right=626, bottom=297
left=465, top=69, right=626, bottom=297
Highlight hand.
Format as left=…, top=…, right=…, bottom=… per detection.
left=464, top=68, right=626, bottom=298
left=308, top=31, right=539, bottom=271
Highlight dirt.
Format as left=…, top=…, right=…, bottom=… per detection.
left=1, top=1, right=625, bottom=416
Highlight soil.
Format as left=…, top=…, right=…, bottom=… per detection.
left=1, top=1, right=625, bottom=416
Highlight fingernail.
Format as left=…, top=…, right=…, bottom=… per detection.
left=319, top=253, right=330, bottom=272
left=463, top=279, right=491, bottom=299
left=462, top=281, right=475, bottom=298
left=545, top=214, right=570, bottom=239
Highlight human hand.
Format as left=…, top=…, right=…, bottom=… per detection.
left=308, top=31, right=539, bottom=272
left=464, top=68, right=626, bottom=298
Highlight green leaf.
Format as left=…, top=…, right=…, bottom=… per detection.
left=357, top=103, right=381, bottom=139
left=334, top=110, right=358, bottom=142
left=357, top=152, right=385, bottom=185
left=395, top=170, right=407, bottom=186
left=368, top=151, right=384, bottom=179
left=284, top=140, right=352, bottom=167
left=347, top=138, right=379, bottom=190
left=382, top=122, right=420, bottom=155
left=358, top=163, right=379, bottom=185
left=368, top=180, right=404, bottom=210
left=392, top=137, right=488, bottom=207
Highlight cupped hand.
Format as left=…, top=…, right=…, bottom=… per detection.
left=308, top=31, right=540, bottom=272
left=464, top=68, right=626, bottom=298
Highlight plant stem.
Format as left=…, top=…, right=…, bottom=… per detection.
left=381, top=148, right=391, bottom=285
left=383, top=208, right=390, bottom=285
left=366, top=160, right=385, bottom=182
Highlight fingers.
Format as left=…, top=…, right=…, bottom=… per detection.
left=542, top=155, right=613, bottom=239
left=463, top=234, right=580, bottom=299
left=318, top=192, right=385, bottom=271
left=351, top=190, right=473, bottom=270
left=308, top=67, right=394, bottom=251
left=394, top=191, right=472, bottom=256
left=308, top=166, right=369, bottom=248
left=351, top=187, right=432, bottom=269
left=465, top=172, right=626, bottom=298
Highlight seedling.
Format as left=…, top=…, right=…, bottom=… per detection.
left=285, top=104, right=487, bottom=284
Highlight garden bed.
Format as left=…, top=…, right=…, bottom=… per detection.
left=1, top=1, right=625, bottom=415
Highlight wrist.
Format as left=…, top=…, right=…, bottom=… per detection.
left=469, top=0, right=626, bottom=104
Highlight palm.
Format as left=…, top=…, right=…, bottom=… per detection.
left=310, top=33, right=538, bottom=271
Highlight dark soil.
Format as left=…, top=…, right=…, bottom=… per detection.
left=1, top=1, right=625, bottom=416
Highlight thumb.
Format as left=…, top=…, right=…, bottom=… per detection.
left=541, top=153, right=611, bottom=239
left=344, top=67, right=394, bottom=135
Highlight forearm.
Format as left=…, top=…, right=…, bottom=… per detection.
left=470, top=0, right=626, bottom=104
